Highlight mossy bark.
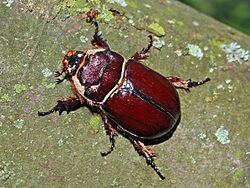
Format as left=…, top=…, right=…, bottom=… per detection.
left=0, top=0, right=249, bottom=187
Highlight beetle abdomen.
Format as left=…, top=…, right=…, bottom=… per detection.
left=103, top=60, right=181, bottom=144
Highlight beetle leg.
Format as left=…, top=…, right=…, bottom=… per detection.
left=38, top=97, right=82, bottom=116
left=100, top=115, right=118, bottom=156
left=166, top=76, right=210, bottom=92
left=131, top=35, right=153, bottom=61
left=86, top=9, right=109, bottom=49
left=91, top=21, right=110, bottom=50
left=130, top=139, right=165, bottom=180
left=54, top=70, right=63, bottom=77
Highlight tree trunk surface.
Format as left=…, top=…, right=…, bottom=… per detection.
left=0, top=0, right=249, bottom=187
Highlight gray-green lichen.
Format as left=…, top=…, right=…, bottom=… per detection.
left=42, top=68, right=53, bottom=78
left=174, top=49, right=182, bottom=57
left=215, top=126, right=230, bottom=145
left=152, top=36, right=165, bottom=49
left=80, top=35, right=89, bottom=43
left=198, top=133, right=206, bottom=139
left=14, top=119, right=25, bottom=129
left=187, top=43, right=203, bottom=60
left=3, top=0, right=14, bottom=7
left=220, top=42, right=249, bottom=64
left=0, top=0, right=249, bottom=187
left=0, top=161, right=15, bottom=181
left=110, top=0, right=127, bottom=7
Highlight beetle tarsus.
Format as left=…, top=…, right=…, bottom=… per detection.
left=86, top=9, right=99, bottom=23
left=56, top=74, right=70, bottom=84
left=54, top=70, right=63, bottom=77
left=145, top=155, right=166, bottom=180
left=56, top=78, right=64, bottom=84
left=91, top=21, right=110, bottom=50
left=100, top=134, right=117, bottom=156
left=38, top=97, right=82, bottom=116
left=187, top=77, right=210, bottom=88
left=100, top=115, right=118, bottom=156
left=130, top=139, right=165, bottom=180
left=166, top=76, right=211, bottom=92
left=131, top=35, right=153, bottom=61
left=38, top=109, right=55, bottom=116
left=86, top=9, right=110, bottom=50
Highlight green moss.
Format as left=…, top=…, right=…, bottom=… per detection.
left=233, top=168, right=244, bottom=179
left=210, top=38, right=224, bottom=48
left=148, top=22, right=166, bottom=36
left=176, top=20, right=184, bottom=26
left=45, top=82, right=56, bottom=89
left=234, top=150, right=245, bottom=159
left=13, top=84, right=27, bottom=94
left=127, top=1, right=137, bottom=8
left=99, top=10, right=114, bottom=22
left=165, top=7, right=175, bottom=14
left=89, top=115, right=101, bottom=128
left=61, top=0, right=116, bottom=22
left=0, top=93, right=12, bottom=102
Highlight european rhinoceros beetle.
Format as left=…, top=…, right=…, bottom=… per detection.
left=38, top=9, right=210, bottom=180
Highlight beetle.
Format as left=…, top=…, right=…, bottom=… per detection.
left=38, top=9, right=210, bottom=180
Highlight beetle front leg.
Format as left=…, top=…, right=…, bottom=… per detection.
left=166, top=76, right=210, bottom=92
left=100, top=115, right=118, bottom=156
left=90, top=21, right=110, bottom=50
left=38, top=97, right=82, bottom=116
left=86, top=9, right=110, bottom=49
left=131, top=35, right=153, bottom=61
left=129, top=139, right=165, bottom=180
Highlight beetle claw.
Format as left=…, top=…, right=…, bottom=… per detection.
left=38, top=109, right=55, bottom=116
left=131, top=35, right=153, bottom=61
left=130, top=139, right=165, bottom=180
left=54, top=70, right=63, bottom=77
left=100, top=115, right=118, bottom=156
left=56, top=78, right=64, bottom=84
left=86, top=9, right=99, bottom=23
left=38, top=97, right=82, bottom=117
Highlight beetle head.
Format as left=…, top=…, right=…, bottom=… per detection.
left=62, top=50, right=85, bottom=77
left=55, top=50, right=86, bottom=84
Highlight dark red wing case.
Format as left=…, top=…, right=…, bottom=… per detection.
left=103, top=60, right=181, bottom=144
